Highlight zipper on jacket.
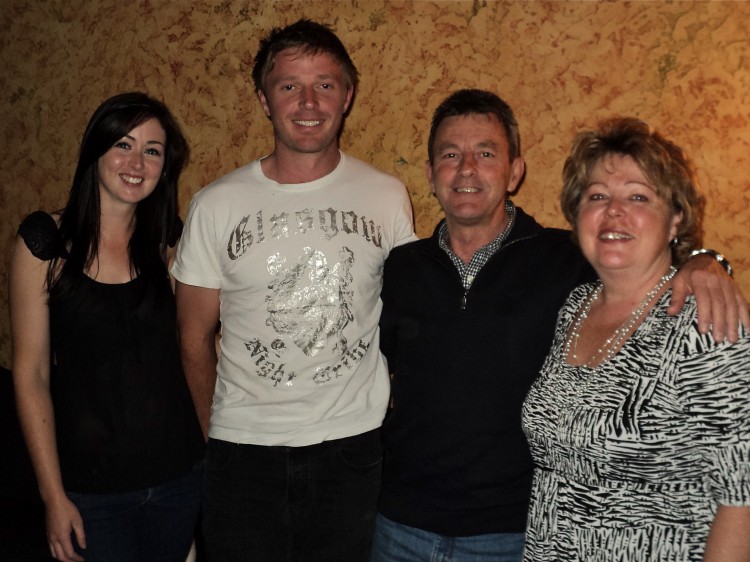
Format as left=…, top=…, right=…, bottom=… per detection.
left=454, top=234, right=534, bottom=310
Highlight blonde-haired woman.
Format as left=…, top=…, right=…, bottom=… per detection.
left=523, top=117, right=750, bottom=561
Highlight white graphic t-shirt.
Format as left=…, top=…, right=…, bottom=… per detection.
left=172, top=153, right=416, bottom=446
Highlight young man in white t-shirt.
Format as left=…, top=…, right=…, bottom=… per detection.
left=172, top=19, right=415, bottom=562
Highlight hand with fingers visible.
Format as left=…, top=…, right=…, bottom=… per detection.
left=45, top=496, right=86, bottom=562
left=670, top=254, right=749, bottom=343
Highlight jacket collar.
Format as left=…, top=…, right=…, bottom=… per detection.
left=429, top=205, right=543, bottom=247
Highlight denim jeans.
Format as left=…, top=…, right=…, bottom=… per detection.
left=370, top=514, right=525, bottom=562
left=202, top=430, right=382, bottom=562
left=68, top=462, right=203, bottom=562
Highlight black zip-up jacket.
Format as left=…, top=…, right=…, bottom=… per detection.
left=378, top=207, right=595, bottom=536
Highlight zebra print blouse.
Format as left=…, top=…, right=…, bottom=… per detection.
left=522, top=285, right=750, bottom=561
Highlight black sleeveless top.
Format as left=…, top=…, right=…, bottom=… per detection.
left=18, top=211, right=204, bottom=494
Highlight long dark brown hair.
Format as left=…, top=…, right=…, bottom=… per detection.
left=49, top=92, right=188, bottom=299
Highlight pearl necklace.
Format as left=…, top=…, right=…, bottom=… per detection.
left=564, top=267, right=677, bottom=368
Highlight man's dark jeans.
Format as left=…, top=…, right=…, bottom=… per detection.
left=202, top=429, right=382, bottom=561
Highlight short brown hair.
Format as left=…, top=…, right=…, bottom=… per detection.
left=428, top=89, right=521, bottom=165
left=560, top=117, right=703, bottom=265
left=252, top=19, right=359, bottom=94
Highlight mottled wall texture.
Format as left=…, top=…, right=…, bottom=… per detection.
left=2, top=0, right=749, bottom=367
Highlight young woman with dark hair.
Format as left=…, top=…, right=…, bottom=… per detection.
left=10, top=92, right=204, bottom=562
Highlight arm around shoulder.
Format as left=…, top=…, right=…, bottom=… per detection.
left=671, top=253, right=749, bottom=343
left=175, top=281, right=221, bottom=440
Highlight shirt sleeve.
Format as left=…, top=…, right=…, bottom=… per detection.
left=391, top=184, right=418, bottom=249
left=679, top=323, right=750, bottom=506
left=17, top=210, right=60, bottom=261
left=170, top=195, right=223, bottom=289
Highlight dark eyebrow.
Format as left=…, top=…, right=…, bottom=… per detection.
left=435, top=140, right=500, bottom=152
left=477, top=140, right=499, bottom=148
left=272, top=72, right=339, bottom=83
left=122, top=133, right=165, bottom=147
left=435, top=141, right=459, bottom=152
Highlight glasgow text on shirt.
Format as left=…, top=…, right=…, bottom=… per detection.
left=228, top=208, right=384, bottom=260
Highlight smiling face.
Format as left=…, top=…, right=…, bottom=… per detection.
left=97, top=117, right=166, bottom=210
left=576, top=153, right=682, bottom=280
left=427, top=113, right=525, bottom=234
left=258, top=48, right=353, bottom=161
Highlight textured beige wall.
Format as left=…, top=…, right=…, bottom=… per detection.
left=2, top=0, right=749, bottom=368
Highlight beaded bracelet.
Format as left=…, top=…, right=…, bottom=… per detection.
left=689, top=248, right=733, bottom=277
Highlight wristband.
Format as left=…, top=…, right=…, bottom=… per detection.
left=689, top=248, right=733, bottom=277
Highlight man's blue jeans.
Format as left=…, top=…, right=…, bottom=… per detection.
left=68, top=462, right=202, bottom=562
left=202, top=430, right=382, bottom=562
left=371, top=513, right=525, bottom=562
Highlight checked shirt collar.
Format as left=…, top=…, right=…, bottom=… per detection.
left=438, top=200, right=517, bottom=290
